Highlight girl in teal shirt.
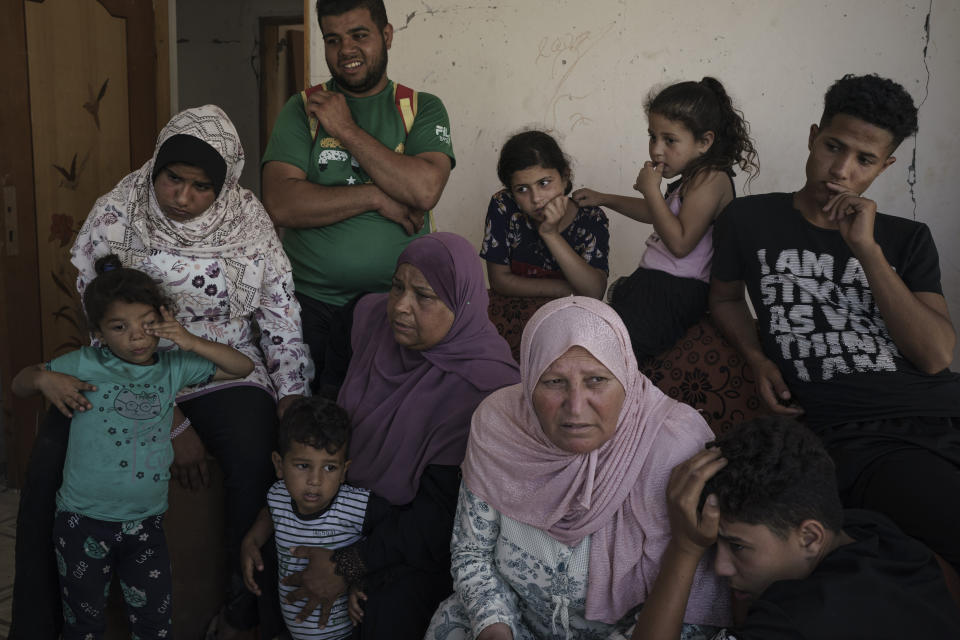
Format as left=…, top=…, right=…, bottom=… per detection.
left=12, top=254, right=253, bottom=639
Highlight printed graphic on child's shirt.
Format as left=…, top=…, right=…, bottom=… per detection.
left=755, top=248, right=900, bottom=382
left=96, top=383, right=173, bottom=482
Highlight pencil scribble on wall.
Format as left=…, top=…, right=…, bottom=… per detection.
left=535, top=22, right=614, bottom=132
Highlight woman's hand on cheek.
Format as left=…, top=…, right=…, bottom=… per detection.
left=537, top=194, right=567, bottom=237
left=281, top=546, right=346, bottom=626
left=147, top=306, right=199, bottom=351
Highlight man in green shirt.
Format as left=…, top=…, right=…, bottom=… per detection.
left=262, top=0, right=455, bottom=383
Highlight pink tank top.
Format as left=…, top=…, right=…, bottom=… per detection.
left=638, top=182, right=713, bottom=283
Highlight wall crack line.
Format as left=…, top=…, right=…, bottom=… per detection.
left=907, top=0, right=932, bottom=219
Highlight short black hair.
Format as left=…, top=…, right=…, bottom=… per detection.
left=704, top=417, right=844, bottom=537
left=820, top=74, right=918, bottom=148
left=83, top=254, right=172, bottom=331
left=277, top=396, right=352, bottom=457
left=497, top=130, right=573, bottom=195
left=316, top=0, right=387, bottom=31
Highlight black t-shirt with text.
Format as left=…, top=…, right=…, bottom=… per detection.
left=712, top=193, right=960, bottom=427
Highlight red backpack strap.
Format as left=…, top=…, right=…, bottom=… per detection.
left=301, top=82, right=328, bottom=142
left=393, top=82, right=417, bottom=135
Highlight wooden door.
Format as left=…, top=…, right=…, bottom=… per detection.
left=0, top=0, right=158, bottom=487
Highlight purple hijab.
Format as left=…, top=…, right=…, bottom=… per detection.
left=338, top=232, right=520, bottom=504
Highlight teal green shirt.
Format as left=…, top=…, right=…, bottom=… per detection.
left=262, top=80, right=455, bottom=305
left=49, top=347, right=215, bottom=522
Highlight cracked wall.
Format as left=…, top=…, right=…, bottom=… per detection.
left=307, top=0, right=960, bottom=366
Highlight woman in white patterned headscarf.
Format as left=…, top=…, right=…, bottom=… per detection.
left=10, top=106, right=311, bottom=637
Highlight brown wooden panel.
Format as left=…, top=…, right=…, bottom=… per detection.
left=98, top=0, right=158, bottom=168
left=7, top=0, right=158, bottom=488
left=26, top=0, right=132, bottom=361
left=1, top=0, right=45, bottom=487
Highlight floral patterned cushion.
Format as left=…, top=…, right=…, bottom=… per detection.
left=486, top=292, right=763, bottom=436
left=639, top=317, right=763, bottom=436
left=486, top=292, right=553, bottom=362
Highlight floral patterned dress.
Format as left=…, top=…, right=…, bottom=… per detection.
left=426, top=485, right=719, bottom=640
left=71, top=104, right=312, bottom=402
left=73, top=215, right=309, bottom=402
left=480, top=189, right=609, bottom=279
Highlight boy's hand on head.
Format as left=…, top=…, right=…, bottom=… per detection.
left=347, top=587, right=367, bottom=626
left=37, top=371, right=97, bottom=417
left=571, top=188, right=604, bottom=208
left=537, top=194, right=567, bottom=237
left=240, top=532, right=264, bottom=596
left=633, top=161, right=663, bottom=198
left=146, top=306, right=198, bottom=351
left=667, top=448, right=728, bottom=556
left=823, top=183, right=879, bottom=256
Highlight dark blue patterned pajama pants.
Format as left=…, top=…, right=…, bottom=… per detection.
left=53, top=509, right=172, bottom=639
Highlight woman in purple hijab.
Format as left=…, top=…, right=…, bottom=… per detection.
left=282, top=232, right=519, bottom=640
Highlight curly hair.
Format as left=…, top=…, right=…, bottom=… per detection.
left=645, top=77, right=759, bottom=189
left=82, top=254, right=173, bottom=332
left=278, top=396, right=352, bottom=456
left=821, top=74, right=918, bottom=148
left=316, top=0, right=387, bottom=30
left=497, top=130, right=574, bottom=195
left=704, top=417, right=843, bottom=538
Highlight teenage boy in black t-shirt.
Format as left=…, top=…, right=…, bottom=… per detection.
left=631, top=418, right=960, bottom=640
left=709, top=74, right=960, bottom=573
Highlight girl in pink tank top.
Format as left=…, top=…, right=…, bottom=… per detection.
left=572, top=77, right=758, bottom=363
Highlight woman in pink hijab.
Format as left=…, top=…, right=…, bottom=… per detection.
left=426, top=296, right=730, bottom=640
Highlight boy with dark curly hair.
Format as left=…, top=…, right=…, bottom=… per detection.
left=631, top=417, right=960, bottom=639
left=709, top=73, right=960, bottom=574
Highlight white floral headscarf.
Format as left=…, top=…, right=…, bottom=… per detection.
left=75, top=104, right=288, bottom=318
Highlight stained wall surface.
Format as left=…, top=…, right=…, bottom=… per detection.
left=307, top=1, right=960, bottom=366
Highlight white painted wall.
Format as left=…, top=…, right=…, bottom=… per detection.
left=308, top=0, right=960, bottom=367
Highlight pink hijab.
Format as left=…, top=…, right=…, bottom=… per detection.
left=338, top=233, right=520, bottom=505
left=462, top=296, right=730, bottom=625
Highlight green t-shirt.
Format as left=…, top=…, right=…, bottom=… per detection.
left=49, top=347, right=216, bottom=522
left=262, top=79, right=456, bottom=306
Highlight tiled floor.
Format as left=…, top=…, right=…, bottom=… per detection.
left=0, top=487, right=17, bottom=639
